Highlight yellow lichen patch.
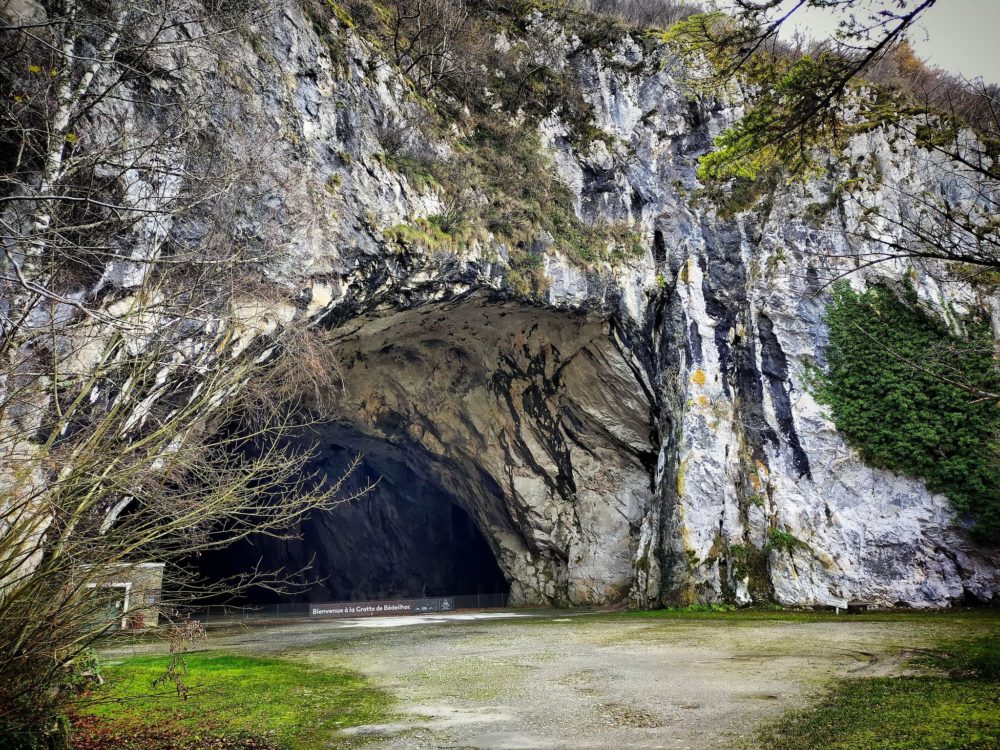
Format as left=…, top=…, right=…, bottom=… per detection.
left=677, top=456, right=689, bottom=496
left=707, top=534, right=726, bottom=561
left=754, top=460, right=769, bottom=487
left=677, top=586, right=698, bottom=606
left=816, top=550, right=839, bottom=571
left=678, top=525, right=699, bottom=594
left=697, top=394, right=710, bottom=408
left=691, top=369, right=706, bottom=386
left=748, top=460, right=769, bottom=490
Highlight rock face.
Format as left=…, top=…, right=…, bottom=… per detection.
left=15, top=3, right=1000, bottom=607
left=314, top=300, right=656, bottom=605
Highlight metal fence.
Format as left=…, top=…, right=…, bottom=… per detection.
left=186, top=592, right=509, bottom=624
left=453, top=592, right=509, bottom=610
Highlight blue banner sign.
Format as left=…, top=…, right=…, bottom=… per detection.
left=309, top=597, right=455, bottom=619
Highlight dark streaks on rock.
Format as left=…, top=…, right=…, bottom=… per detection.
left=758, top=314, right=811, bottom=479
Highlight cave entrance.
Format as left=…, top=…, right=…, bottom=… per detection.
left=195, top=431, right=510, bottom=605
left=196, top=295, right=655, bottom=608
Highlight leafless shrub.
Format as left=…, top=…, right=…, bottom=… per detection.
left=387, top=0, right=481, bottom=95
left=864, top=41, right=1000, bottom=139
left=151, top=619, right=207, bottom=700
left=569, top=0, right=700, bottom=30
left=0, top=2, right=368, bottom=745
left=342, top=0, right=490, bottom=100
left=375, top=107, right=437, bottom=159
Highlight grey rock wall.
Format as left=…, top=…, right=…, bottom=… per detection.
left=11, top=3, right=998, bottom=607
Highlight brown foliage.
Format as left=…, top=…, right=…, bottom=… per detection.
left=70, top=715, right=282, bottom=750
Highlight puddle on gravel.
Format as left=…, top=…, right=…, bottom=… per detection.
left=338, top=704, right=512, bottom=737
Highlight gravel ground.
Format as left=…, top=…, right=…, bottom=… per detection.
left=101, top=611, right=963, bottom=749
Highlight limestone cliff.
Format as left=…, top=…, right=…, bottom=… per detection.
left=5, top=1, right=998, bottom=608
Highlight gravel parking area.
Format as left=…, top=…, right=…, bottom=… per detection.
left=102, top=610, right=970, bottom=749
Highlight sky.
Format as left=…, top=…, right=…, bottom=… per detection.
left=712, top=0, right=1000, bottom=83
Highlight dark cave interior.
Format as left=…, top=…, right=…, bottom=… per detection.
left=193, top=428, right=509, bottom=605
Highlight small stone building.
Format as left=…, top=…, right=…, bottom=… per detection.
left=88, top=562, right=165, bottom=629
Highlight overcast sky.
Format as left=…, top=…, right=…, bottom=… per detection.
left=711, top=0, right=999, bottom=83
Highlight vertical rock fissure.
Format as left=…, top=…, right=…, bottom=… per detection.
left=757, top=313, right=812, bottom=479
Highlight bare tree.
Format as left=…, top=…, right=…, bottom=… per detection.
left=840, top=176, right=1000, bottom=273
left=569, top=0, right=699, bottom=29
left=343, top=0, right=488, bottom=98
left=388, top=0, right=476, bottom=95
left=0, top=2, right=367, bottom=745
left=667, top=1, right=999, bottom=274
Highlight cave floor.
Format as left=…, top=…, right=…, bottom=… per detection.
left=101, top=609, right=997, bottom=749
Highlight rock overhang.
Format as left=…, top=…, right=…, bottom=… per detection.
left=307, top=295, right=658, bottom=606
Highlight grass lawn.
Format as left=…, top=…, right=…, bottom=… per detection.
left=613, top=603, right=1000, bottom=625
left=71, top=652, right=392, bottom=749
left=751, top=631, right=1000, bottom=750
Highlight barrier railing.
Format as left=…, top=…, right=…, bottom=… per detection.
left=184, top=592, right=509, bottom=624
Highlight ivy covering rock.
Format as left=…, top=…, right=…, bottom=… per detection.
left=818, top=282, right=1000, bottom=542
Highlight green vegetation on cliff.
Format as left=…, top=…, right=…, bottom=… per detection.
left=316, top=0, right=647, bottom=285
left=817, top=283, right=1000, bottom=542
left=382, top=119, right=643, bottom=272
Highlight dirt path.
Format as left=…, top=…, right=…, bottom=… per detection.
left=102, top=611, right=962, bottom=749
